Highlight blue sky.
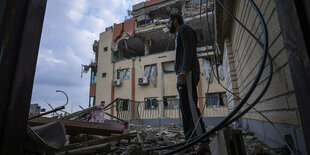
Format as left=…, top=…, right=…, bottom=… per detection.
left=31, top=0, right=144, bottom=113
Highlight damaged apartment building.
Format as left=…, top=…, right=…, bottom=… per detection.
left=84, top=0, right=230, bottom=126
left=82, top=0, right=309, bottom=154
left=1, top=0, right=309, bottom=154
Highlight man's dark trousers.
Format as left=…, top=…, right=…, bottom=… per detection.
left=177, top=71, right=206, bottom=140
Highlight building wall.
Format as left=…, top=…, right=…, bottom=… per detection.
left=96, top=30, right=227, bottom=120
left=227, top=0, right=300, bottom=126
left=223, top=0, right=306, bottom=153
left=96, top=30, right=114, bottom=119
left=223, top=40, right=240, bottom=111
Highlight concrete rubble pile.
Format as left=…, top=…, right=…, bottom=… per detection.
left=26, top=104, right=283, bottom=155
left=242, top=130, right=289, bottom=155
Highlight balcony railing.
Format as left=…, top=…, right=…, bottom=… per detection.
left=106, top=95, right=229, bottom=121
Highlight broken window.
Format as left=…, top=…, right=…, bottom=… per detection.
left=100, top=101, right=105, bottom=106
left=144, top=65, right=151, bottom=78
left=206, top=93, right=226, bottom=107
left=104, top=47, right=108, bottom=52
left=144, top=64, right=157, bottom=86
left=91, top=70, right=97, bottom=84
left=150, top=65, right=157, bottom=87
left=162, top=61, right=175, bottom=73
left=144, top=97, right=158, bottom=110
left=117, top=99, right=129, bottom=111
left=203, top=58, right=212, bottom=82
left=163, top=96, right=178, bottom=109
left=136, top=14, right=152, bottom=27
left=102, top=72, right=106, bottom=78
left=117, top=69, right=129, bottom=80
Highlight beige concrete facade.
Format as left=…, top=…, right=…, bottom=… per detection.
left=221, top=0, right=300, bottom=126
left=95, top=28, right=227, bottom=119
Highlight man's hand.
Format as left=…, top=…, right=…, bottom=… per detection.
left=178, top=72, right=187, bottom=85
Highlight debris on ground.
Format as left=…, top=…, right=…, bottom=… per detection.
left=26, top=101, right=281, bottom=155
left=243, top=130, right=276, bottom=155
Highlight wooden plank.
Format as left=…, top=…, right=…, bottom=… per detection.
left=0, top=0, right=47, bottom=154
left=28, top=117, right=124, bottom=136
left=62, top=98, right=119, bottom=120
left=60, top=132, right=137, bottom=152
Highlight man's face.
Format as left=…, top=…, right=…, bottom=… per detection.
left=168, top=19, right=176, bottom=34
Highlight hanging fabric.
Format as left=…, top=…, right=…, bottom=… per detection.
left=150, top=65, right=157, bottom=87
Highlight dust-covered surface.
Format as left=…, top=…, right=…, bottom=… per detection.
left=50, top=124, right=292, bottom=155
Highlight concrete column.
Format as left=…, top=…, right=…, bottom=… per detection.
left=198, top=80, right=204, bottom=117
left=110, top=80, right=114, bottom=120
left=131, top=66, right=135, bottom=119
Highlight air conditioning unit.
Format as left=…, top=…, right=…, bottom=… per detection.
left=138, top=77, right=148, bottom=85
left=113, top=79, right=121, bottom=86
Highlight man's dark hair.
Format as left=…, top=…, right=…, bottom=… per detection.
left=170, top=14, right=184, bottom=25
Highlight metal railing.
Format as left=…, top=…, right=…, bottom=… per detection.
left=108, top=95, right=229, bottom=121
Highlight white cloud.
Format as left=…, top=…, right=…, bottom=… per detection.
left=38, top=49, right=65, bottom=65
left=80, top=15, right=106, bottom=35
left=32, top=0, right=145, bottom=112
left=67, top=10, right=84, bottom=24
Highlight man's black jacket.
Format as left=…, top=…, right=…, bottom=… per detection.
left=175, top=24, right=200, bottom=75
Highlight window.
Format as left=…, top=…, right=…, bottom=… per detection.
left=144, top=64, right=157, bottom=86
left=100, top=101, right=105, bottom=106
left=91, top=70, right=97, bottom=84
left=102, top=72, right=106, bottom=78
left=117, top=68, right=129, bottom=80
left=104, top=47, right=108, bottom=51
left=117, top=99, right=129, bottom=111
left=163, top=96, right=178, bottom=109
left=162, top=61, right=175, bottom=73
left=206, top=93, right=226, bottom=107
left=90, top=96, right=96, bottom=107
left=144, top=97, right=158, bottom=110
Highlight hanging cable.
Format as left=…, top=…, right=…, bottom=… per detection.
left=161, top=0, right=269, bottom=153
left=205, top=0, right=220, bottom=83
left=146, top=0, right=272, bottom=153
left=202, top=0, right=293, bottom=152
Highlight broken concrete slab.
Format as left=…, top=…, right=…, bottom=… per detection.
left=209, top=127, right=246, bottom=155
left=60, top=132, right=137, bottom=153
left=62, top=143, right=111, bottom=155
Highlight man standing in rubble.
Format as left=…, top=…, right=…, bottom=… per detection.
left=168, top=14, right=206, bottom=141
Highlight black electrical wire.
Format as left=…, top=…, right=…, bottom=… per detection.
left=205, top=0, right=273, bottom=127
left=146, top=0, right=269, bottom=153
left=161, top=0, right=269, bottom=154
left=204, top=0, right=274, bottom=126
left=205, top=0, right=220, bottom=83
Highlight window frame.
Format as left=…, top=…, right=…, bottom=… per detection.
left=144, top=97, right=159, bottom=110
left=102, top=72, right=106, bottom=78
left=162, top=61, right=175, bottom=73
left=90, top=70, right=97, bottom=84
left=117, top=68, right=130, bottom=80
left=116, top=99, right=129, bottom=111
left=163, top=96, right=178, bottom=109
left=206, top=93, right=226, bottom=107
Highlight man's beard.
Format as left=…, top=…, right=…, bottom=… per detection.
left=169, top=25, right=176, bottom=33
